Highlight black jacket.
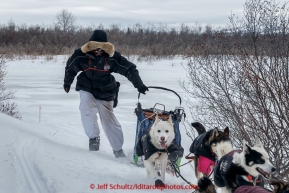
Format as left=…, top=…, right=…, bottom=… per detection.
left=64, top=30, right=144, bottom=101
left=136, top=131, right=184, bottom=161
left=189, top=132, right=215, bottom=161
left=214, top=150, right=264, bottom=191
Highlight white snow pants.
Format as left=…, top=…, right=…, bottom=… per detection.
left=79, top=90, right=124, bottom=151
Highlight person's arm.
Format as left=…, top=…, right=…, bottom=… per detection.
left=63, top=49, right=83, bottom=92
left=109, top=52, right=148, bottom=94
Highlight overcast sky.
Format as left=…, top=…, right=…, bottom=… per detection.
left=1, top=0, right=288, bottom=28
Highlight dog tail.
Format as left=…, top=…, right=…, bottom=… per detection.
left=191, top=122, right=206, bottom=135
left=197, top=177, right=217, bottom=193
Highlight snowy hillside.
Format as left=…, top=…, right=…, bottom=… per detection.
left=1, top=56, right=199, bottom=193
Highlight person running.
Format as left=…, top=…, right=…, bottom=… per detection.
left=64, top=29, right=148, bottom=158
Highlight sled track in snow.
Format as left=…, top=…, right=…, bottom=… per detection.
left=17, top=138, right=49, bottom=193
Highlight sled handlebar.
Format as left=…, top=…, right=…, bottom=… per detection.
left=138, top=86, right=182, bottom=105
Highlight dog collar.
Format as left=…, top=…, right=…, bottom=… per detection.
left=247, top=175, right=259, bottom=186
left=247, top=175, right=253, bottom=182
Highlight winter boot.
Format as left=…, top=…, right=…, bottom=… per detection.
left=89, top=136, right=100, bottom=151
left=113, top=149, right=126, bottom=158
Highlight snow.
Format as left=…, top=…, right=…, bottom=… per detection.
left=1, top=56, right=199, bottom=193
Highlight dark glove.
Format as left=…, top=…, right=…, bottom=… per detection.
left=113, top=82, right=120, bottom=108
left=137, top=84, right=149, bottom=94
left=63, top=84, right=71, bottom=93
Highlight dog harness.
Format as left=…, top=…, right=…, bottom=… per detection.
left=135, top=131, right=183, bottom=160
left=190, top=132, right=215, bottom=161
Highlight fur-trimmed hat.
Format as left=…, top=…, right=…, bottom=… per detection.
left=81, top=30, right=115, bottom=57
left=81, top=41, right=115, bottom=57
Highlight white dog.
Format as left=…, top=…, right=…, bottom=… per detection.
left=136, top=114, right=175, bottom=187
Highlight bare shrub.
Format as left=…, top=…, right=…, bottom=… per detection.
left=181, top=0, right=289, bottom=180
left=0, top=56, right=21, bottom=119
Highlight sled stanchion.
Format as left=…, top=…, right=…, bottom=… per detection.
left=133, top=107, right=140, bottom=165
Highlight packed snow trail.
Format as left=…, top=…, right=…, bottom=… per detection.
left=1, top=113, right=198, bottom=193
left=16, top=138, right=49, bottom=193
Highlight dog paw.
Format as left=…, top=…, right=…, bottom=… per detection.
left=155, top=179, right=165, bottom=188
left=271, top=180, right=289, bottom=193
left=197, top=177, right=217, bottom=193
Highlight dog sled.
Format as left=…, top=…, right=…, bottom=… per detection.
left=132, top=86, right=185, bottom=177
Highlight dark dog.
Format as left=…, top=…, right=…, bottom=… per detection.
left=190, top=122, right=232, bottom=180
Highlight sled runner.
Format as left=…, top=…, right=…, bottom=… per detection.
left=133, top=86, right=185, bottom=177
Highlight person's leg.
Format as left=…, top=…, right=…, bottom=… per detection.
left=96, top=99, right=124, bottom=152
left=79, top=90, right=100, bottom=138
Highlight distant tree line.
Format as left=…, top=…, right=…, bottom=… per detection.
left=1, top=9, right=288, bottom=60
left=1, top=8, right=289, bottom=60
left=0, top=21, right=225, bottom=59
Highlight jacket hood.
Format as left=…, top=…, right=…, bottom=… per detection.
left=89, top=30, right=107, bottom=42
left=81, top=41, right=115, bottom=57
